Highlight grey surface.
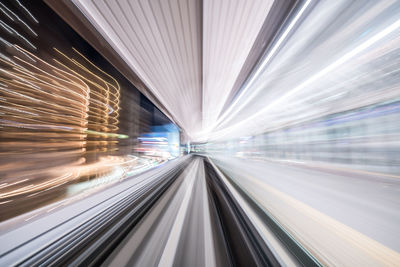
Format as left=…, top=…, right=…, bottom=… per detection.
left=106, top=158, right=216, bottom=267
left=213, top=156, right=400, bottom=252
left=0, top=156, right=188, bottom=264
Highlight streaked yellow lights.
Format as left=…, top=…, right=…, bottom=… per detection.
left=52, top=47, right=121, bottom=160
left=0, top=32, right=125, bottom=200
left=85, top=129, right=129, bottom=139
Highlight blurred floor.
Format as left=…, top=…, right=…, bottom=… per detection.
left=212, top=155, right=400, bottom=265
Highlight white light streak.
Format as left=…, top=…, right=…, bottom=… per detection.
left=0, top=36, right=12, bottom=46
left=0, top=2, right=16, bottom=20
left=0, top=19, right=13, bottom=34
left=213, top=0, right=313, bottom=130
left=211, top=17, right=400, bottom=140
left=16, top=0, right=39, bottom=23
left=0, top=19, right=36, bottom=50
left=0, top=2, right=37, bottom=36
left=0, top=6, right=14, bottom=21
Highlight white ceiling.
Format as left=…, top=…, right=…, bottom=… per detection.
left=72, top=0, right=273, bottom=139
left=71, top=0, right=400, bottom=143
left=202, top=0, right=273, bottom=132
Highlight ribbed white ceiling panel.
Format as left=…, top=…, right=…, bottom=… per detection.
left=202, top=0, right=274, bottom=131
left=73, top=0, right=202, bottom=136
left=73, top=0, right=272, bottom=138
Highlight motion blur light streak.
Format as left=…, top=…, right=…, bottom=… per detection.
left=1, top=0, right=400, bottom=266
left=0, top=45, right=90, bottom=189
left=53, top=47, right=122, bottom=157
left=201, top=0, right=276, bottom=131
left=211, top=1, right=400, bottom=140
left=213, top=0, right=313, bottom=131
left=0, top=0, right=176, bottom=222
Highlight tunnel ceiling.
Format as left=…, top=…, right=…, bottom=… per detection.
left=69, top=0, right=280, bottom=140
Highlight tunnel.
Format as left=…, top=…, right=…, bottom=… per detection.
left=0, top=0, right=400, bottom=266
